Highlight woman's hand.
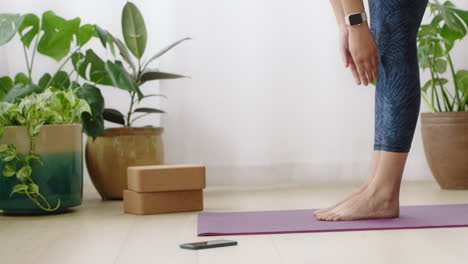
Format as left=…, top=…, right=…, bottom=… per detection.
left=347, top=23, right=378, bottom=86
left=339, top=29, right=361, bottom=85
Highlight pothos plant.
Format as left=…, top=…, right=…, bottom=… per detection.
left=0, top=11, right=105, bottom=211
left=0, top=88, right=92, bottom=211
left=72, top=2, right=190, bottom=127
left=0, top=11, right=105, bottom=136
left=417, top=0, right=468, bottom=112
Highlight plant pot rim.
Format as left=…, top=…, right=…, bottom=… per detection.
left=421, top=111, right=468, bottom=117
left=4, top=123, right=82, bottom=129
left=98, top=127, right=164, bottom=137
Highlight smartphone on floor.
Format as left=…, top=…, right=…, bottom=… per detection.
left=180, top=240, right=238, bottom=250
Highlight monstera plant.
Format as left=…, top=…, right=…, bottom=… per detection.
left=81, top=2, right=191, bottom=199
left=417, top=0, right=468, bottom=189
left=418, top=0, right=468, bottom=112
left=0, top=11, right=104, bottom=136
left=0, top=11, right=104, bottom=213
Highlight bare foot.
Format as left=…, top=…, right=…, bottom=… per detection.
left=314, top=151, right=382, bottom=218
left=313, top=183, right=369, bottom=218
left=315, top=189, right=399, bottom=221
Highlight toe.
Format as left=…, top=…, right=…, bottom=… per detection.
left=316, top=212, right=324, bottom=221
left=332, top=214, right=342, bottom=221
left=315, top=209, right=326, bottom=215
left=317, top=212, right=327, bottom=221
left=319, top=211, right=330, bottom=220
left=324, top=211, right=337, bottom=221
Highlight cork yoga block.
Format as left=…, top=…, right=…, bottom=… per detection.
left=127, top=164, right=206, bottom=193
left=123, top=190, right=203, bottom=215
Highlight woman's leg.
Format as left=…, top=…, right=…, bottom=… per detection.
left=316, top=0, right=428, bottom=221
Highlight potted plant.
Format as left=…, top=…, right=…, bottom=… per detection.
left=74, top=2, right=190, bottom=199
left=0, top=89, right=92, bottom=214
left=417, top=0, right=468, bottom=189
left=0, top=11, right=104, bottom=213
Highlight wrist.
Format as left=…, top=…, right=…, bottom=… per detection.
left=339, top=24, right=348, bottom=33
left=347, top=21, right=369, bottom=32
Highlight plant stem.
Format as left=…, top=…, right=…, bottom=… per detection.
left=21, top=43, right=32, bottom=82
left=126, top=59, right=143, bottom=127
left=422, top=93, right=436, bottom=112
left=433, top=70, right=452, bottom=111
left=127, top=91, right=136, bottom=127
left=44, top=47, right=81, bottom=89
left=427, top=56, right=442, bottom=112
left=29, top=31, right=41, bottom=79
left=445, top=51, right=461, bottom=111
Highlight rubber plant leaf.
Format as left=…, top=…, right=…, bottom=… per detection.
left=122, top=2, right=147, bottom=59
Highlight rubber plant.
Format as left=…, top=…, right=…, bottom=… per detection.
left=72, top=1, right=190, bottom=127
left=417, top=0, right=468, bottom=112
left=0, top=11, right=105, bottom=211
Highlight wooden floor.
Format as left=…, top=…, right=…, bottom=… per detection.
left=1, top=181, right=468, bottom=264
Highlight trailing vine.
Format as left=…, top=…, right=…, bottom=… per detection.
left=0, top=88, right=91, bottom=211
left=0, top=144, right=59, bottom=211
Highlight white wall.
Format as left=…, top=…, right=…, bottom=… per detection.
left=160, top=0, right=468, bottom=185
left=1, top=0, right=467, bottom=186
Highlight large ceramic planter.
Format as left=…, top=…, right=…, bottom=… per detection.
left=421, top=112, right=468, bottom=189
left=86, top=127, right=164, bottom=200
left=0, top=124, right=83, bottom=214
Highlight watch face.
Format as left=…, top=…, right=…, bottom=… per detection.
left=349, top=14, right=363, bottom=25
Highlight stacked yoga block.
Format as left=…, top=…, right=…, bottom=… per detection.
left=123, top=164, right=206, bottom=215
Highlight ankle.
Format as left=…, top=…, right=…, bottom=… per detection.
left=364, top=185, right=400, bottom=205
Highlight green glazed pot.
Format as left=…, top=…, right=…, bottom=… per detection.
left=0, top=124, right=83, bottom=214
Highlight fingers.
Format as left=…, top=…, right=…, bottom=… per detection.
left=356, top=63, right=369, bottom=86
left=364, top=62, right=374, bottom=84
left=348, top=58, right=361, bottom=85
left=341, top=46, right=349, bottom=68
left=373, top=54, right=379, bottom=78
left=371, top=60, right=378, bottom=82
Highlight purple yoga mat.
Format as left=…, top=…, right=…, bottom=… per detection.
left=198, top=204, right=468, bottom=236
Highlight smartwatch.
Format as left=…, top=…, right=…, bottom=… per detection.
left=345, top=12, right=367, bottom=26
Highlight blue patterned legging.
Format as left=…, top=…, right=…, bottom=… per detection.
left=369, top=0, right=428, bottom=153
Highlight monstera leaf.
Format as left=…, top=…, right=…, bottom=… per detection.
left=430, top=1, right=468, bottom=40
left=18, top=14, right=40, bottom=47
left=0, top=14, right=23, bottom=45
left=72, top=49, right=112, bottom=85
left=76, top=83, right=105, bottom=138
left=1, top=83, right=42, bottom=103
left=37, top=11, right=80, bottom=61
left=0, top=77, right=13, bottom=99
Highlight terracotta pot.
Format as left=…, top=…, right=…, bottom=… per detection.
left=0, top=124, right=83, bottom=214
left=85, top=127, right=164, bottom=199
left=421, top=112, right=468, bottom=189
